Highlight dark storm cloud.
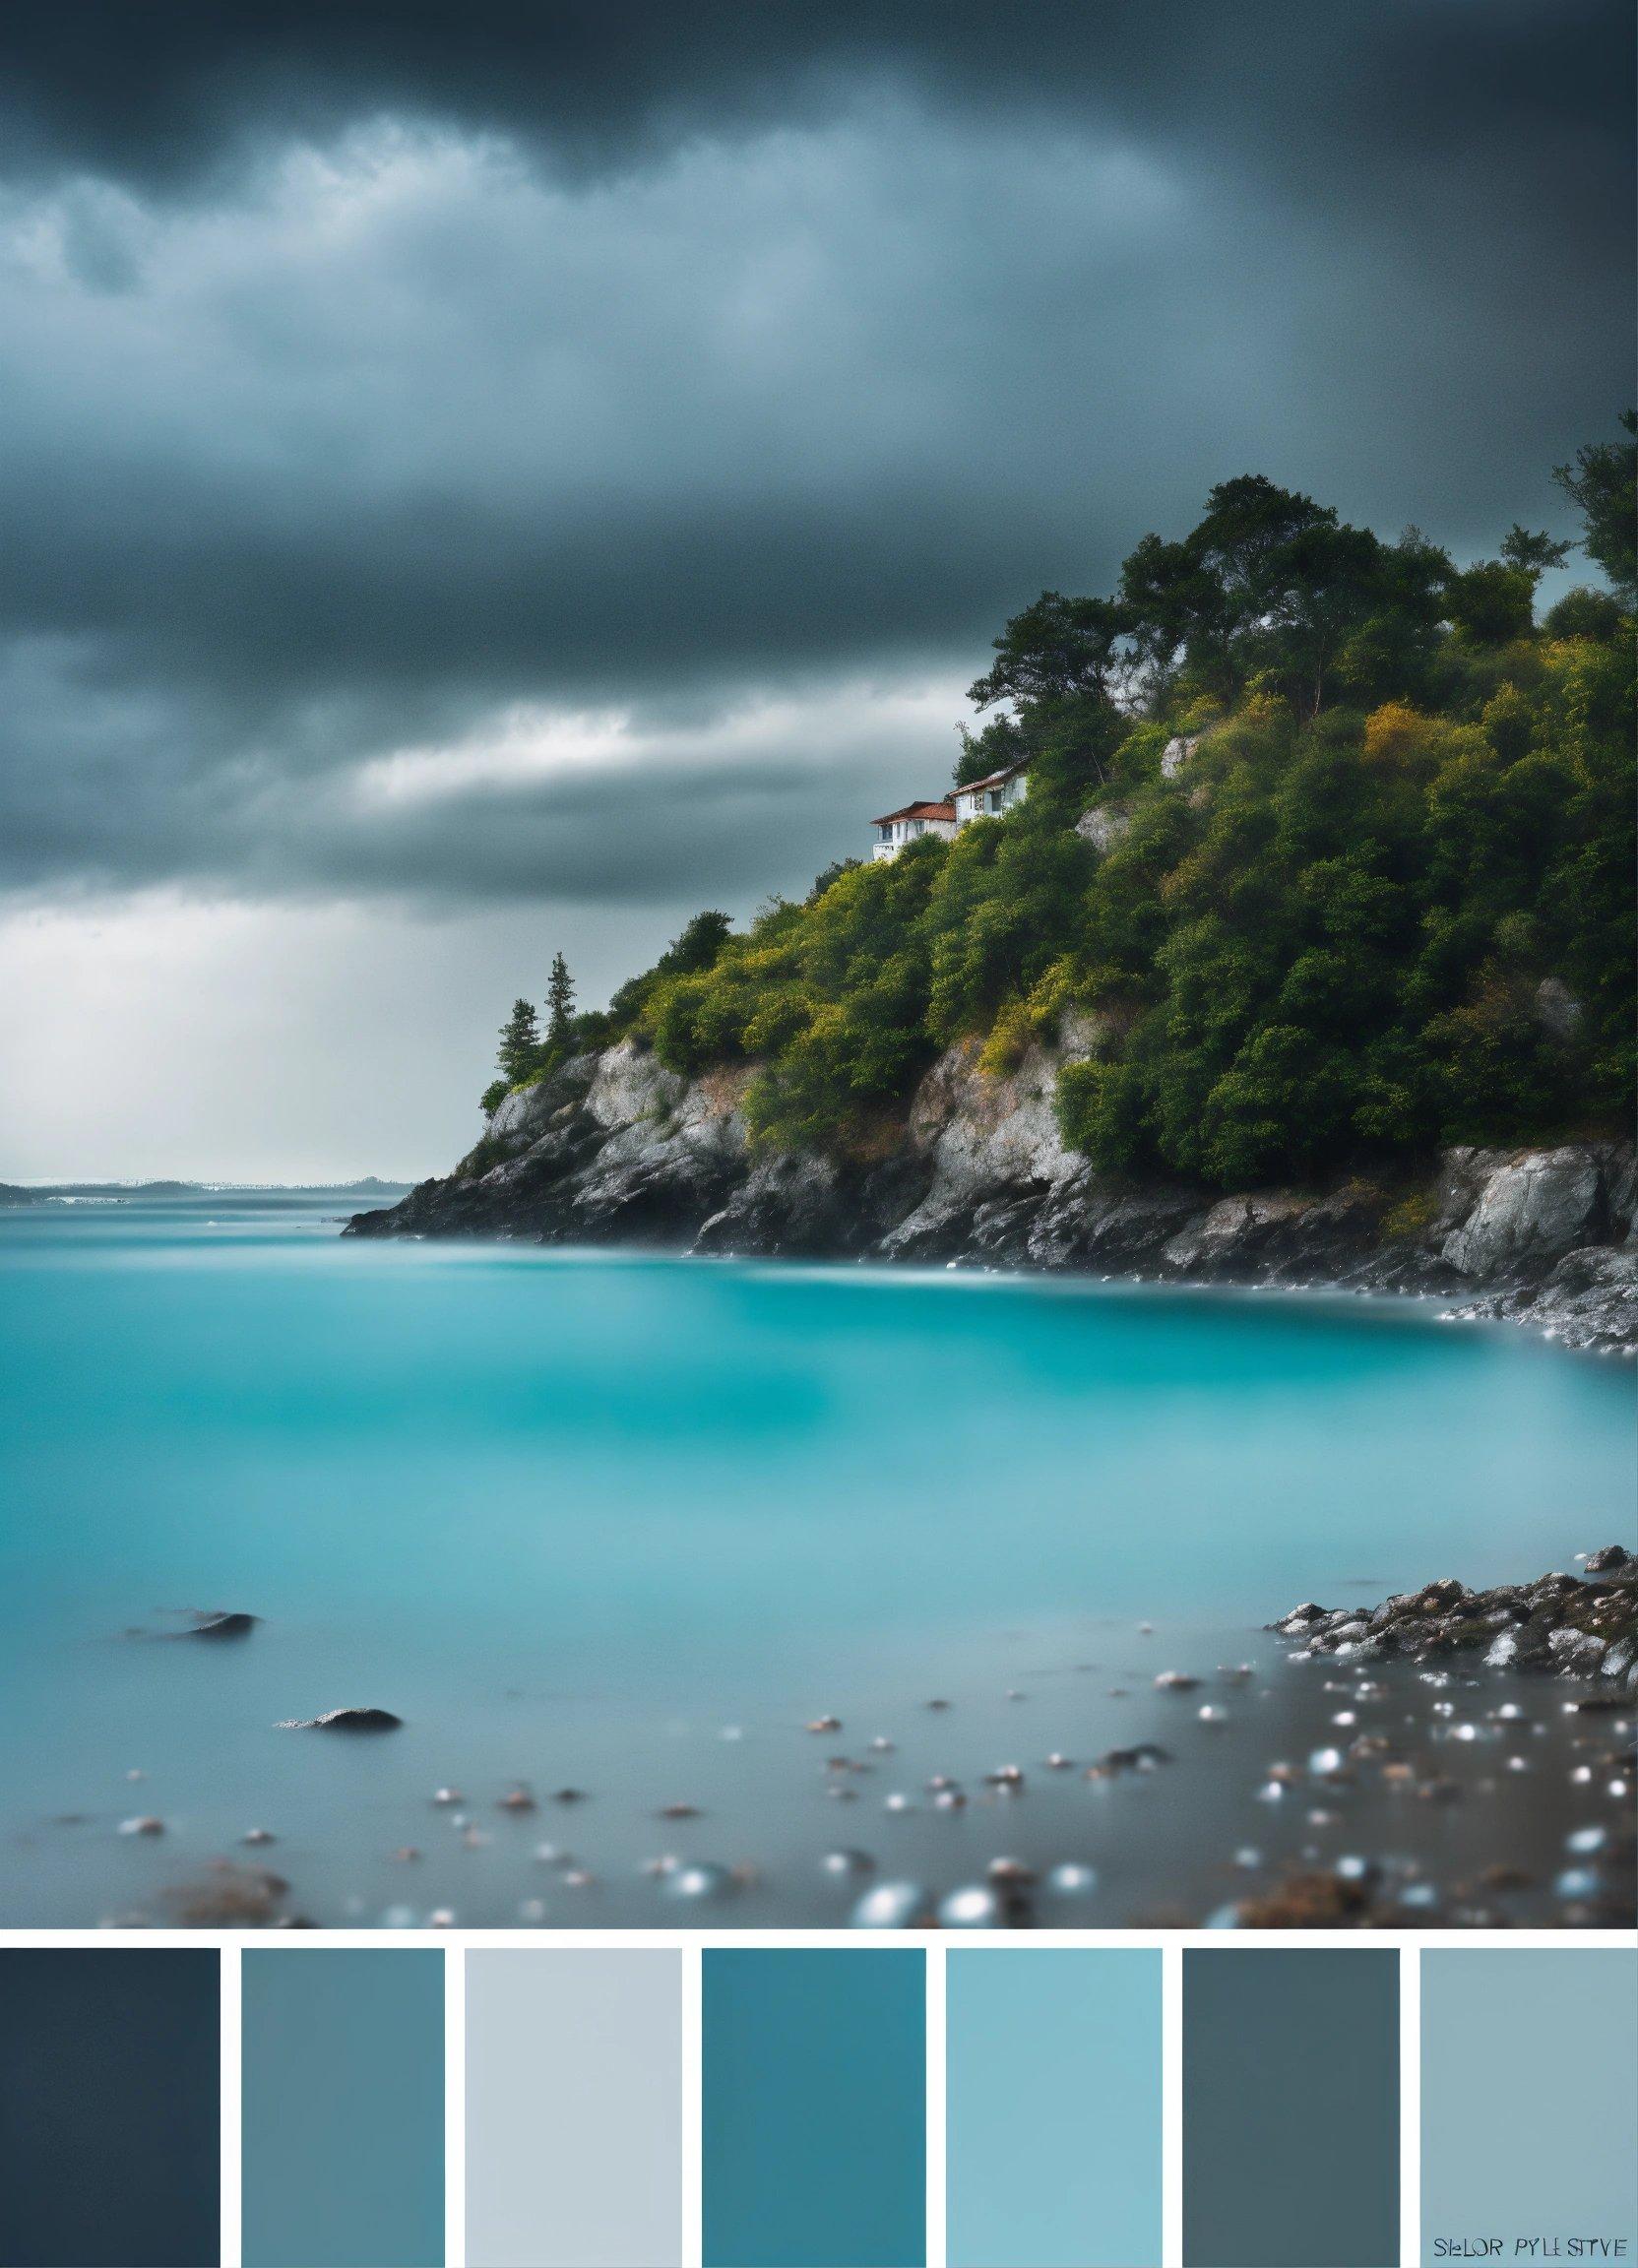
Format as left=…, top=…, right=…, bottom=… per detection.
left=0, top=0, right=1630, bottom=910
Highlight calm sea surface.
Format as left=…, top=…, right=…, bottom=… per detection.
left=1, top=1190, right=1631, bottom=1925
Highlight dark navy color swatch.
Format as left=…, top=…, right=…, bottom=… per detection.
left=0, top=1947, right=220, bottom=2267
left=703, top=1949, right=925, bottom=2267
left=1183, top=1948, right=1399, bottom=2268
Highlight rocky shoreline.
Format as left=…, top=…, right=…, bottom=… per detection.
left=347, top=1034, right=1638, bottom=1352
left=1273, top=1544, right=1638, bottom=1688
left=61, top=1548, right=1636, bottom=1930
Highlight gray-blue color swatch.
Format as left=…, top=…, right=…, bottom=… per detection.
left=1421, top=1949, right=1638, bottom=2263
left=242, top=1948, right=444, bottom=2267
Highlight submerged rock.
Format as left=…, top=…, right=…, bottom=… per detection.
left=280, top=1706, right=404, bottom=1732
left=179, top=1611, right=260, bottom=1639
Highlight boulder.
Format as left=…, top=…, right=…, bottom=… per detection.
left=1441, top=1148, right=1603, bottom=1278
left=1074, top=803, right=1133, bottom=851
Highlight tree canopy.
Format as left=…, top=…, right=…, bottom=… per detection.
left=485, top=422, right=1635, bottom=1187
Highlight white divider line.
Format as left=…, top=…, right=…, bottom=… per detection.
left=679, top=1943, right=703, bottom=2268
left=925, top=1946, right=947, bottom=2268
left=1162, top=1942, right=1183, bottom=2268
left=1400, top=1947, right=1421, bottom=2268
left=445, top=1946, right=467, bottom=2268
left=220, top=1946, right=242, bottom=2268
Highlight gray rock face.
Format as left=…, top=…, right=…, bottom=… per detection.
left=1160, top=733, right=1200, bottom=780
left=1075, top=802, right=1133, bottom=851
left=1441, top=1147, right=1604, bottom=1278
left=1534, top=976, right=1584, bottom=1042
left=881, top=1038, right=1083, bottom=1259
left=1448, top=1243, right=1638, bottom=1353
left=347, top=1040, right=1637, bottom=1347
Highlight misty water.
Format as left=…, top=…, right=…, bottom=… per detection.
left=1, top=1189, right=1632, bottom=1927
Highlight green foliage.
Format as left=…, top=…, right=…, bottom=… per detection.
left=1554, top=411, right=1637, bottom=600
left=545, top=951, right=576, bottom=1041
left=495, top=997, right=539, bottom=1087
left=497, top=439, right=1635, bottom=1182
left=479, top=1077, right=510, bottom=1117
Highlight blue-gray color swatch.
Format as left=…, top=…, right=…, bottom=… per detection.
left=1183, top=1948, right=1398, bottom=2268
left=241, top=1948, right=444, bottom=2267
left=703, top=1949, right=925, bottom=2267
left=466, top=1950, right=681, bottom=2267
left=0, top=1948, right=220, bottom=2267
left=1421, top=1949, right=1638, bottom=2264
left=948, top=1949, right=1162, bottom=2267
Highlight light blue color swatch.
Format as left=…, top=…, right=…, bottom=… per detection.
left=703, top=1949, right=925, bottom=2267
left=466, top=1950, right=681, bottom=2268
left=947, top=1950, right=1162, bottom=2267
left=1421, top=1949, right=1638, bottom=2264
left=241, top=1948, right=444, bottom=2268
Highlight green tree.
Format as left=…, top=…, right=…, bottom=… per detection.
left=496, top=997, right=539, bottom=1086
left=1553, top=411, right=1638, bottom=600
left=656, top=912, right=732, bottom=975
left=545, top=953, right=575, bottom=1043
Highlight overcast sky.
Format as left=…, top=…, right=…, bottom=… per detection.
left=1, top=0, right=1631, bottom=1178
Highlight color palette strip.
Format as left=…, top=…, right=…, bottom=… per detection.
left=0, top=1944, right=1633, bottom=2267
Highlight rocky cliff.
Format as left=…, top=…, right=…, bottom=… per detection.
left=347, top=1035, right=1638, bottom=1350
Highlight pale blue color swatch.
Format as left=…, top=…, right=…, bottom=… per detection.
left=703, top=1949, right=925, bottom=2266
left=466, top=1950, right=681, bottom=2268
left=241, top=1948, right=444, bottom=2267
left=948, top=1950, right=1162, bottom=2267
left=1421, top=1949, right=1638, bottom=2264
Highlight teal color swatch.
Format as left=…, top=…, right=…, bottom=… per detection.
left=947, top=1950, right=1162, bottom=2267
left=466, top=1949, right=681, bottom=2267
left=703, top=1949, right=925, bottom=2267
left=1421, top=1949, right=1638, bottom=2264
left=241, top=1949, right=445, bottom=2268
left=1183, top=1948, right=1398, bottom=2267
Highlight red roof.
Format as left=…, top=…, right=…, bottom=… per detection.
left=873, top=799, right=957, bottom=826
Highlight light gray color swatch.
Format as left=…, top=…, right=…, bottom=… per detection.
left=466, top=1950, right=682, bottom=2268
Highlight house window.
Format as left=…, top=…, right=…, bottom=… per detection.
left=988, top=788, right=1002, bottom=812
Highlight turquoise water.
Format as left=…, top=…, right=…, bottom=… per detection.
left=0, top=1191, right=1631, bottom=1925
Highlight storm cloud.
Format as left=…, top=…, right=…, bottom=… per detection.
left=0, top=0, right=1631, bottom=914
left=0, top=3, right=1629, bottom=1173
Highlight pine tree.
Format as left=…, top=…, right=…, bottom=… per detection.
left=545, top=952, right=576, bottom=1043
left=496, top=997, right=539, bottom=1085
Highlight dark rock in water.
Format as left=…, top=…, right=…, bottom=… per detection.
left=1272, top=1552, right=1638, bottom=1688
left=280, top=1707, right=404, bottom=1732
left=181, top=1611, right=259, bottom=1639
left=164, top=1861, right=290, bottom=1925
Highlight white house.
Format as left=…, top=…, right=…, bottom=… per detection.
left=953, top=756, right=1031, bottom=825
left=872, top=798, right=958, bottom=859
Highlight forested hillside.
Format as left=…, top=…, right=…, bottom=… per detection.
left=500, top=421, right=1635, bottom=1193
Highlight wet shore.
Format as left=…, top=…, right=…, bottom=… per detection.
left=13, top=1552, right=1633, bottom=1931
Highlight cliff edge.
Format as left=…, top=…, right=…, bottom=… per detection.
left=347, top=1036, right=1638, bottom=1351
